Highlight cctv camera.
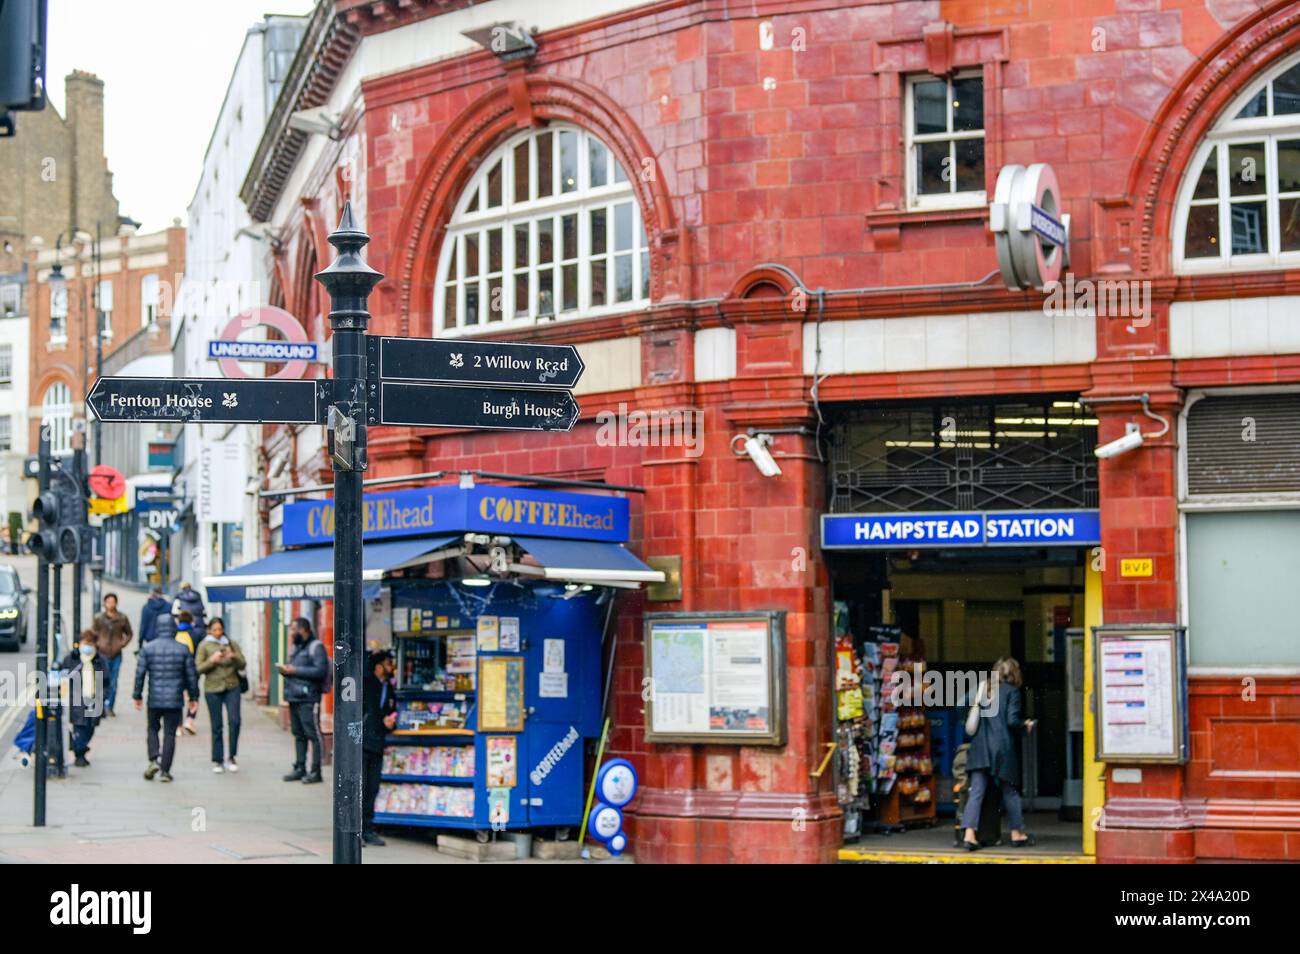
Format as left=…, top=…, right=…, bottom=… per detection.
left=742, top=434, right=782, bottom=477
left=1094, top=423, right=1144, bottom=459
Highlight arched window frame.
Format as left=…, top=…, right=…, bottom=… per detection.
left=434, top=123, right=650, bottom=336
left=1174, top=51, right=1300, bottom=273
left=41, top=381, right=73, bottom=456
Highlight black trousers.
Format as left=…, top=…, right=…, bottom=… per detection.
left=205, top=688, right=242, bottom=763
left=288, top=701, right=322, bottom=773
left=363, top=748, right=383, bottom=833
left=146, top=708, right=182, bottom=771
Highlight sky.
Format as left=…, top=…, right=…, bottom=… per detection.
left=44, top=0, right=317, bottom=234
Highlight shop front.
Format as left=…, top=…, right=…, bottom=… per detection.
left=203, top=481, right=662, bottom=838
left=821, top=397, right=1106, bottom=860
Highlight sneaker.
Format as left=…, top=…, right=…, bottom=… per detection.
left=74, top=755, right=90, bottom=768
left=301, top=772, right=323, bottom=785
left=225, top=759, right=239, bottom=773
left=144, top=761, right=160, bottom=780
left=282, top=769, right=306, bottom=782
left=362, top=831, right=386, bottom=846
left=175, top=727, right=183, bottom=738
left=183, top=720, right=197, bottom=736
left=212, top=762, right=224, bottom=774
left=159, top=771, right=173, bottom=783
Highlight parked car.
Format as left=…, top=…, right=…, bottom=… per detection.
left=0, top=565, right=31, bottom=651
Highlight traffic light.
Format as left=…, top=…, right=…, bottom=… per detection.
left=28, top=489, right=61, bottom=562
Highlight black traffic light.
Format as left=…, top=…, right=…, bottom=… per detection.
left=28, top=489, right=61, bottom=562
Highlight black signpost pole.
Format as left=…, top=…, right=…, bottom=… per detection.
left=33, top=429, right=49, bottom=826
left=314, top=203, right=382, bottom=865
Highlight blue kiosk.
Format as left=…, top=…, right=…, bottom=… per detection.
left=205, top=481, right=662, bottom=836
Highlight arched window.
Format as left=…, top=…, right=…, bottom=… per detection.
left=42, top=382, right=72, bottom=455
left=1176, top=55, right=1300, bottom=271
left=435, top=124, right=650, bottom=333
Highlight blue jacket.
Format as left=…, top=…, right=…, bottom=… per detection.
left=139, top=596, right=169, bottom=643
left=172, top=588, right=207, bottom=638
left=133, top=635, right=199, bottom=710
left=284, top=638, right=329, bottom=704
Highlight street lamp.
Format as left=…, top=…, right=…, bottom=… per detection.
left=47, top=226, right=104, bottom=466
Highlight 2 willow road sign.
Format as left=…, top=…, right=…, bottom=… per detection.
left=87, top=337, right=584, bottom=432
left=375, top=336, right=584, bottom=388
left=86, top=377, right=329, bottom=425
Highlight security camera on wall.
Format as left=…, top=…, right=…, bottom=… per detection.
left=1094, top=422, right=1145, bottom=459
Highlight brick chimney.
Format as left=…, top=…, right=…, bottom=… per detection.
left=63, top=70, right=118, bottom=232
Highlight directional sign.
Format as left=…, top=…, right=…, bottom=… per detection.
left=376, top=336, right=584, bottom=389
left=87, top=376, right=328, bottom=425
left=378, top=382, right=579, bottom=431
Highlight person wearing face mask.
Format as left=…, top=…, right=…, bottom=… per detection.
left=61, top=630, right=108, bottom=768
left=195, top=617, right=246, bottom=774
left=276, top=617, right=328, bottom=784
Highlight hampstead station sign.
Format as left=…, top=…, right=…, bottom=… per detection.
left=821, top=509, right=1100, bottom=549
left=283, top=485, right=630, bottom=547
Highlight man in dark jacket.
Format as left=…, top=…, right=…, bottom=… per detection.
left=61, top=630, right=108, bottom=767
left=133, top=623, right=199, bottom=782
left=92, top=593, right=133, bottom=717
left=277, top=617, right=328, bottom=784
left=172, top=583, right=207, bottom=638
left=362, top=649, right=398, bottom=846
left=138, top=586, right=169, bottom=645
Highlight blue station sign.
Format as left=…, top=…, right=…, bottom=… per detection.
left=821, top=509, right=1100, bottom=549
left=208, top=339, right=319, bottom=362
left=283, top=485, right=630, bottom=547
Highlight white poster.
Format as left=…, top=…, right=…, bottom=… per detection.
left=539, top=672, right=568, bottom=698
left=500, top=617, right=520, bottom=652
left=197, top=437, right=246, bottom=524
left=543, top=638, right=565, bottom=673
left=1099, top=635, right=1176, bottom=757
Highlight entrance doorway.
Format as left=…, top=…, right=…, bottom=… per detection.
left=830, top=546, right=1089, bottom=859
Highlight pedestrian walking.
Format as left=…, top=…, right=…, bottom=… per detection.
left=91, top=592, right=133, bottom=717
left=961, top=656, right=1037, bottom=850
left=195, top=617, right=246, bottom=774
left=173, top=610, right=200, bottom=736
left=133, top=619, right=199, bottom=783
left=60, top=630, right=108, bottom=768
left=171, top=582, right=207, bottom=639
left=362, top=649, right=398, bottom=846
left=277, top=617, right=328, bottom=784
left=139, top=585, right=170, bottom=646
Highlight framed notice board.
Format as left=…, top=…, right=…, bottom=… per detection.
left=643, top=611, right=787, bottom=746
left=1093, top=624, right=1189, bottom=763
left=478, top=656, right=525, bottom=732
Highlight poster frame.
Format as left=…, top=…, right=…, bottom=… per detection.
left=643, top=610, right=787, bottom=746
left=1092, top=624, right=1189, bottom=764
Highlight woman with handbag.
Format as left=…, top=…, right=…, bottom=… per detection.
left=961, top=657, right=1036, bottom=851
left=195, top=617, right=246, bottom=774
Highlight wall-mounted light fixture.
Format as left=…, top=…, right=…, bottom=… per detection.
left=461, top=21, right=538, bottom=62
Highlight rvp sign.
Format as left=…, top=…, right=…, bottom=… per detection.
left=145, top=507, right=181, bottom=534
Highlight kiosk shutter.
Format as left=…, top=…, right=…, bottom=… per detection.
left=1186, top=393, right=1300, bottom=495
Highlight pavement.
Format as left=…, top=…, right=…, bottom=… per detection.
left=0, top=558, right=600, bottom=864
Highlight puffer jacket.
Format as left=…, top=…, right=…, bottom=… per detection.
left=196, top=636, right=246, bottom=694
left=172, top=588, right=207, bottom=638
left=139, top=596, right=170, bottom=643
left=133, top=634, right=199, bottom=710
left=152, top=612, right=176, bottom=643
left=283, top=638, right=329, bottom=704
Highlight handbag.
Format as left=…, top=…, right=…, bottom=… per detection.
left=238, top=672, right=250, bottom=695
left=964, top=678, right=988, bottom=736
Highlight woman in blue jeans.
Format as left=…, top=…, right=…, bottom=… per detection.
left=194, top=617, right=246, bottom=773
left=962, top=656, right=1037, bottom=850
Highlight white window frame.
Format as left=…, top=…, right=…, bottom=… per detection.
left=141, top=273, right=159, bottom=329
left=1175, top=51, right=1300, bottom=273
left=434, top=124, right=650, bottom=336
left=97, top=279, right=113, bottom=341
left=0, top=283, right=20, bottom=317
left=0, top=343, right=12, bottom=388
left=0, top=415, right=11, bottom=452
left=904, top=69, right=987, bottom=211
left=1177, top=386, right=1300, bottom=675
left=41, top=382, right=73, bottom=456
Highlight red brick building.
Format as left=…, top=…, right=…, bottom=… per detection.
left=240, top=0, right=1300, bottom=863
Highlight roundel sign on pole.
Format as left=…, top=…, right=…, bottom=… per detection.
left=88, top=465, right=127, bottom=500
left=989, top=163, right=1070, bottom=291
left=210, top=306, right=318, bottom=380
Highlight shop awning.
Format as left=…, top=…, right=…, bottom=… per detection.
left=512, top=535, right=665, bottom=586
left=202, top=535, right=462, bottom=602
